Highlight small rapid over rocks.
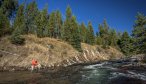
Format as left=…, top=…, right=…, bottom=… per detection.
left=79, top=61, right=146, bottom=84
left=0, top=60, right=146, bottom=84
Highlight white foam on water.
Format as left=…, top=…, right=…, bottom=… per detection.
left=84, top=65, right=95, bottom=69
left=83, top=63, right=105, bottom=69
left=105, top=66, right=118, bottom=70
left=81, top=74, right=90, bottom=80
left=109, top=72, right=127, bottom=79
left=110, top=70, right=146, bottom=81
left=127, top=71, right=146, bottom=80
left=82, top=62, right=146, bottom=83
left=81, top=70, right=102, bottom=83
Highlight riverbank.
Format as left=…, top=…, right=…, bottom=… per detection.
left=0, top=57, right=146, bottom=72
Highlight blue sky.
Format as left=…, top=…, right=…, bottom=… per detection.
left=19, top=0, right=146, bottom=34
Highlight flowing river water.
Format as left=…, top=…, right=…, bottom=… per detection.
left=0, top=61, right=146, bottom=84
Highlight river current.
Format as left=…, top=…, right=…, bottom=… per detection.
left=0, top=61, right=146, bottom=84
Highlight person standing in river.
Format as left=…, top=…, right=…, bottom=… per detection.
left=31, top=59, right=38, bottom=72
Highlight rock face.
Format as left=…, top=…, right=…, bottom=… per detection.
left=60, top=44, right=124, bottom=67
left=0, top=35, right=124, bottom=68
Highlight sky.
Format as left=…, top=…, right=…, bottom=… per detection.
left=19, top=0, right=146, bottom=34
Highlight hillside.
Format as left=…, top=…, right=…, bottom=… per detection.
left=0, top=35, right=124, bottom=68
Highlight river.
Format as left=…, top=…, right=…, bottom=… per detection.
left=0, top=61, right=146, bottom=84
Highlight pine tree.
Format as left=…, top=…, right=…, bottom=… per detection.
left=117, top=31, right=122, bottom=47
left=132, top=13, right=146, bottom=53
left=95, top=32, right=103, bottom=45
left=35, top=11, right=43, bottom=37
left=70, top=16, right=82, bottom=52
left=62, top=6, right=82, bottom=51
left=0, top=0, right=18, bottom=19
left=62, top=5, right=72, bottom=41
left=36, top=5, right=48, bottom=37
left=119, top=32, right=134, bottom=56
left=79, top=22, right=87, bottom=43
left=98, top=20, right=110, bottom=48
left=25, top=1, right=38, bottom=34
left=109, top=29, right=118, bottom=46
left=66, top=5, right=72, bottom=20
left=117, top=32, right=122, bottom=40
left=47, top=11, right=56, bottom=37
left=55, top=10, right=63, bottom=39
left=40, top=5, right=48, bottom=37
left=0, top=9, right=10, bottom=37
left=13, top=4, right=25, bottom=34
left=87, top=21, right=95, bottom=45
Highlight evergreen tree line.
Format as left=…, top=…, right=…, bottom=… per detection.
left=0, top=0, right=146, bottom=55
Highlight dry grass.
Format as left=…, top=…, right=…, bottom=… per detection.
left=0, top=35, right=78, bottom=67
left=0, top=34, right=124, bottom=67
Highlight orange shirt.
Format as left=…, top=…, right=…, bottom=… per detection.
left=32, top=59, right=37, bottom=66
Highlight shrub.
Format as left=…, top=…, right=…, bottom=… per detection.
left=10, top=30, right=25, bottom=45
